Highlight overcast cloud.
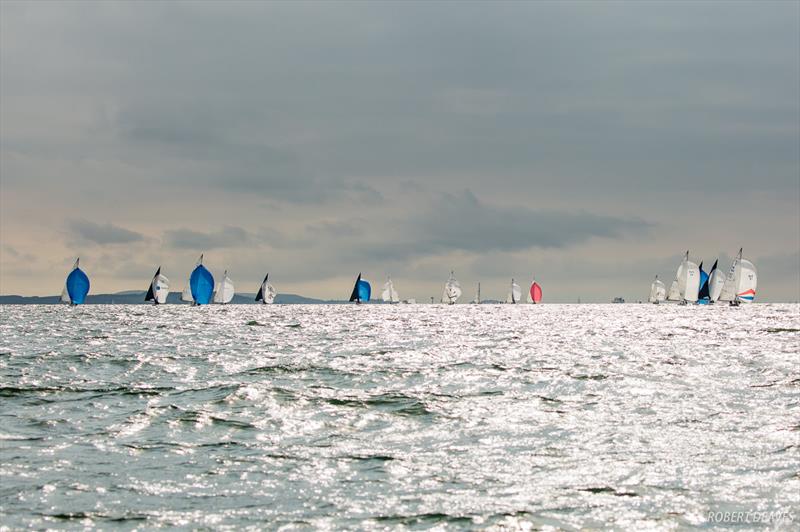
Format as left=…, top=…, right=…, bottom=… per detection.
left=1, top=1, right=798, bottom=301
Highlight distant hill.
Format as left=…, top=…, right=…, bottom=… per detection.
left=0, top=291, right=343, bottom=305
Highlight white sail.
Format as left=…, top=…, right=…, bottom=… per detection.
left=181, top=283, right=193, bottom=302
left=506, top=279, right=522, bottom=304
left=213, top=271, right=235, bottom=304
left=737, top=259, right=757, bottom=303
left=263, top=282, right=277, bottom=304
left=381, top=277, right=399, bottom=303
left=719, top=249, right=742, bottom=302
left=649, top=276, right=666, bottom=303
left=682, top=260, right=701, bottom=302
left=61, top=284, right=71, bottom=303
left=708, top=267, right=726, bottom=302
left=441, top=271, right=461, bottom=304
left=153, top=273, right=170, bottom=304
left=667, top=280, right=680, bottom=301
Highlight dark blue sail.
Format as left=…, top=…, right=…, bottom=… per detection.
left=697, top=261, right=710, bottom=301
left=190, top=264, right=214, bottom=305
left=349, top=273, right=371, bottom=303
left=255, top=273, right=268, bottom=302
left=357, top=279, right=371, bottom=302
left=66, top=263, right=90, bottom=305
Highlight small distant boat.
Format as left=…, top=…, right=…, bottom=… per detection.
left=184, top=254, right=214, bottom=305
left=612, top=297, right=625, bottom=304
left=441, top=271, right=461, bottom=304
left=349, top=273, right=371, bottom=303
left=255, top=273, right=276, bottom=304
left=528, top=278, right=542, bottom=304
left=719, top=248, right=757, bottom=305
left=145, top=266, right=169, bottom=305
left=506, top=278, right=522, bottom=304
left=649, top=275, right=666, bottom=304
left=471, top=282, right=481, bottom=304
left=381, top=276, right=399, bottom=303
left=213, top=270, right=235, bottom=304
left=62, top=258, right=90, bottom=305
left=402, top=299, right=416, bottom=304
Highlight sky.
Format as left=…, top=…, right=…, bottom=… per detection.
left=1, top=0, right=798, bottom=302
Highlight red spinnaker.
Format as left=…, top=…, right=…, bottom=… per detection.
left=530, top=282, right=542, bottom=304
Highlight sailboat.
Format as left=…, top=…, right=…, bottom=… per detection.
left=255, top=273, right=277, bottom=304
left=471, top=282, right=481, bottom=304
left=213, top=270, right=235, bottom=304
left=349, top=273, right=371, bottom=303
left=707, top=259, right=725, bottom=303
left=673, top=251, right=700, bottom=304
left=441, top=271, right=461, bottom=304
left=696, top=261, right=710, bottom=304
left=719, top=248, right=757, bottom=305
left=145, top=266, right=170, bottom=305
left=506, top=279, right=522, bottom=304
left=666, top=279, right=680, bottom=301
left=528, top=278, right=542, bottom=304
left=648, top=275, right=666, bottom=304
left=381, top=276, right=399, bottom=303
left=61, top=258, right=90, bottom=305
left=184, top=254, right=214, bottom=305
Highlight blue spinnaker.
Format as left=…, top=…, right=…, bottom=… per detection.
left=66, top=267, right=90, bottom=305
left=697, top=261, right=709, bottom=301
left=190, top=264, right=214, bottom=305
left=357, top=279, right=371, bottom=302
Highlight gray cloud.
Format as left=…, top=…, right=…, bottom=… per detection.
left=164, top=226, right=251, bottom=250
left=67, top=219, right=144, bottom=245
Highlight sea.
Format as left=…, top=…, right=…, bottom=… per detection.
left=1, top=304, right=798, bottom=530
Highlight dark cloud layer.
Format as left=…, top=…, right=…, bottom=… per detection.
left=68, top=219, right=144, bottom=245
left=164, top=226, right=250, bottom=250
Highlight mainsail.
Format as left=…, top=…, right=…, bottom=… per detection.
left=649, top=275, right=666, bottom=303
left=255, top=273, right=277, bottom=304
left=441, top=271, right=461, bottom=304
left=667, top=280, right=680, bottom=301
left=708, top=259, right=725, bottom=302
left=675, top=251, right=700, bottom=302
left=528, top=279, right=542, bottom=304
left=506, top=279, right=522, bottom=304
left=188, top=254, right=214, bottom=305
left=719, top=248, right=742, bottom=302
left=381, top=276, right=399, bottom=303
left=63, top=258, right=90, bottom=305
left=213, top=270, right=235, bottom=304
left=145, top=266, right=170, bottom=305
left=349, top=273, right=371, bottom=303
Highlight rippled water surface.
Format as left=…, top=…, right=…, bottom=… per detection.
left=1, top=304, right=798, bottom=529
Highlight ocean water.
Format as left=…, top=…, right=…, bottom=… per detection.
left=0, top=303, right=798, bottom=530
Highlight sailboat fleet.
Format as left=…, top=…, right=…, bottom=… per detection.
left=653, top=248, right=757, bottom=305
left=55, top=250, right=758, bottom=306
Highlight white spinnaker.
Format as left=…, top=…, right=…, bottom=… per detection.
left=213, top=272, right=235, bottom=304
left=737, top=259, right=757, bottom=302
left=381, top=278, right=399, bottom=303
left=442, top=272, right=461, bottom=304
left=682, top=260, right=701, bottom=302
left=506, top=280, right=522, bottom=303
left=260, top=281, right=277, bottom=304
left=153, top=274, right=170, bottom=304
left=708, top=268, right=726, bottom=302
left=667, top=280, right=680, bottom=301
left=719, top=250, right=742, bottom=302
